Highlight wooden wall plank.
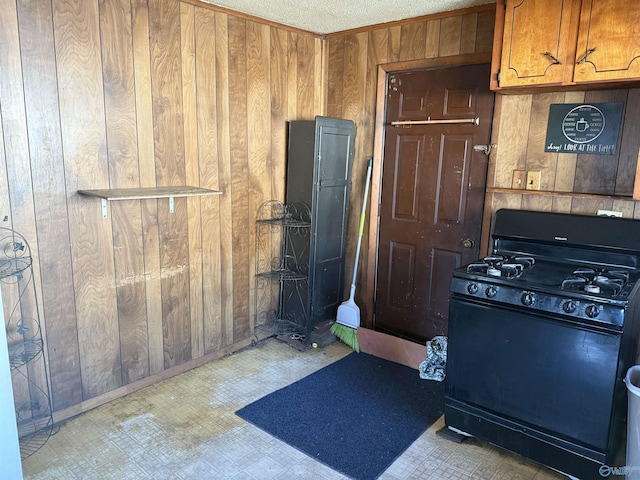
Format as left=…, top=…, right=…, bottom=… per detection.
left=215, top=12, right=234, bottom=347
left=425, top=20, right=441, bottom=58
left=493, top=95, right=533, bottom=188
left=0, top=0, right=34, bottom=424
left=0, top=0, right=42, bottom=372
left=612, top=199, right=636, bottom=218
left=340, top=32, right=369, bottom=295
left=148, top=0, right=191, bottom=368
left=326, top=36, right=345, bottom=117
left=475, top=9, right=495, bottom=53
left=399, top=22, right=426, bottom=61
left=196, top=8, right=222, bottom=353
left=525, top=93, right=565, bottom=191
left=388, top=25, right=401, bottom=63
left=271, top=28, right=289, bottom=203
left=0, top=91, right=11, bottom=227
left=247, top=20, right=271, bottom=341
left=266, top=27, right=289, bottom=329
left=131, top=0, right=164, bottom=376
left=100, top=0, right=150, bottom=386
left=341, top=33, right=369, bottom=123
left=12, top=0, right=81, bottom=410
left=574, top=90, right=628, bottom=195
left=296, top=34, right=316, bottom=119
left=366, top=30, right=389, bottom=158
left=615, top=89, right=640, bottom=195
left=522, top=195, right=553, bottom=212
left=180, top=2, right=204, bottom=360
left=552, top=197, right=573, bottom=213
left=314, top=38, right=324, bottom=115
left=439, top=16, right=462, bottom=56
left=287, top=33, right=299, bottom=119
left=228, top=16, right=251, bottom=341
left=460, top=13, right=478, bottom=54
left=52, top=0, right=121, bottom=399
left=553, top=91, right=584, bottom=192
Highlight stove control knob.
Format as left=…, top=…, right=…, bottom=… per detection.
left=521, top=292, right=536, bottom=306
left=586, top=304, right=600, bottom=318
left=467, top=283, right=479, bottom=295
left=562, top=300, right=577, bottom=314
left=486, top=286, right=498, bottom=298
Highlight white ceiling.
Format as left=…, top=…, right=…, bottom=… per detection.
left=202, top=0, right=495, bottom=34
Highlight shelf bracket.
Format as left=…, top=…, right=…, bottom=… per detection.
left=169, top=196, right=174, bottom=214
left=101, top=199, right=108, bottom=219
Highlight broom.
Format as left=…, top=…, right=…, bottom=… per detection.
left=330, top=157, right=373, bottom=352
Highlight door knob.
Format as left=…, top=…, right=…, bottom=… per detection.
left=462, top=238, right=475, bottom=249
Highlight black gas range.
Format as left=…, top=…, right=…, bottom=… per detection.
left=445, top=209, right=640, bottom=480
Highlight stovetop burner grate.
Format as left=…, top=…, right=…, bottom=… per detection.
left=561, top=268, right=629, bottom=296
left=466, top=255, right=535, bottom=279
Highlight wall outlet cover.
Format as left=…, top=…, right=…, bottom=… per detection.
left=512, top=170, right=527, bottom=189
left=597, top=210, right=623, bottom=217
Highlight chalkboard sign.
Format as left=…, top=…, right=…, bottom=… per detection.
left=545, top=103, right=623, bottom=155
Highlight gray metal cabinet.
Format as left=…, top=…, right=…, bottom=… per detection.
left=284, top=116, right=356, bottom=340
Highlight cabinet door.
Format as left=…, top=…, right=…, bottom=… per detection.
left=573, top=0, right=640, bottom=83
left=498, top=0, right=573, bottom=87
left=308, top=118, right=354, bottom=329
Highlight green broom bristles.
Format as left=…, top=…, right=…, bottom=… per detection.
left=330, top=322, right=360, bottom=353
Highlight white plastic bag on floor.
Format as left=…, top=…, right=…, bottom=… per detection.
left=419, top=336, right=447, bottom=381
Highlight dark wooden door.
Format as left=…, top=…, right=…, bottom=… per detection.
left=374, top=64, right=494, bottom=343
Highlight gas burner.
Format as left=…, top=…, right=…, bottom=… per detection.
left=561, top=268, right=629, bottom=297
left=466, top=255, right=535, bottom=279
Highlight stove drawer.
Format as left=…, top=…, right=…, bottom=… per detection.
left=445, top=297, right=622, bottom=451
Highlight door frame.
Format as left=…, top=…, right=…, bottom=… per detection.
left=364, top=52, right=494, bottom=330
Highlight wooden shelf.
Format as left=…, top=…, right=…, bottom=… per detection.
left=78, top=186, right=222, bottom=200
left=78, top=186, right=222, bottom=218
left=488, top=187, right=635, bottom=202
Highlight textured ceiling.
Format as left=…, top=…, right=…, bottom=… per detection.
left=202, top=0, right=495, bottom=34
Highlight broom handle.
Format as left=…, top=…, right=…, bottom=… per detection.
left=349, top=157, right=373, bottom=301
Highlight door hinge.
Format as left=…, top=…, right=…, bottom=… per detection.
left=388, top=75, right=399, bottom=94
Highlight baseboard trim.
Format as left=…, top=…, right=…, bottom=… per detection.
left=357, top=327, right=426, bottom=370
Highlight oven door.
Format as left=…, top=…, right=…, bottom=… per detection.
left=445, top=295, right=621, bottom=451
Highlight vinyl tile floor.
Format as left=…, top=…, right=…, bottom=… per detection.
left=21, top=337, right=566, bottom=480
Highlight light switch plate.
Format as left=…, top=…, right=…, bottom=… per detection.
left=526, top=171, right=541, bottom=190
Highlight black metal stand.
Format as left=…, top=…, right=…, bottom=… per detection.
left=2, top=228, right=57, bottom=459
left=255, top=201, right=311, bottom=338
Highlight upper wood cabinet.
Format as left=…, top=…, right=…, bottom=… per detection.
left=492, top=0, right=640, bottom=91
left=495, top=0, right=574, bottom=88
left=574, top=0, right=640, bottom=83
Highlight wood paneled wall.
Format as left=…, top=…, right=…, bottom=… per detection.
left=324, top=5, right=496, bottom=324
left=6, top=0, right=638, bottom=419
left=0, top=0, right=323, bottom=418
left=483, top=89, right=640, bottom=252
